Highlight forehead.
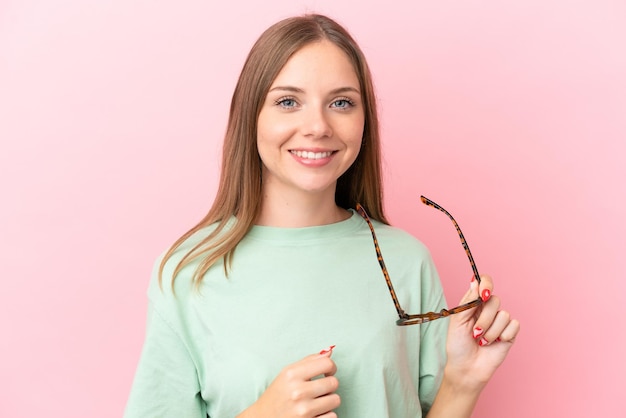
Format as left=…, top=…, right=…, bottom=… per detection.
left=270, top=40, right=360, bottom=89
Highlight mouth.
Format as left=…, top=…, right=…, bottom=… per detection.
left=289, top=150, right=336, bottom=160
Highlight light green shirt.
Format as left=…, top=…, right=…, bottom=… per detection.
left=125, top=211, right=448, bottom=417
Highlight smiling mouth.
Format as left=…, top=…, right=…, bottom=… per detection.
left=289, top=150, right=335, bottom=160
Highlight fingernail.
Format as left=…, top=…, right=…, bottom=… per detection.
left=481, top=289, right=491, bottom=302
left=496, top=337, right=502, bottom=342
left=479, top=337, right=489, bottom=347
left=470, top=275, right=476, bottom=282
left=473, top=327, right=483, bottom=339
left=319, top=345, right=336, bottom=355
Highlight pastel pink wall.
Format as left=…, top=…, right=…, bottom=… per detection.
left=1, top=1, right=624, bottom=417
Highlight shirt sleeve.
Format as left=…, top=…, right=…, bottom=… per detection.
left=124, top=302, right=206, bottom=418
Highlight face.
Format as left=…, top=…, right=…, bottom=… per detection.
left=257, top=40, right=365, bottom=201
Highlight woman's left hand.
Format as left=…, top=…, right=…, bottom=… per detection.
left=443, top=274, right=521, bottom=390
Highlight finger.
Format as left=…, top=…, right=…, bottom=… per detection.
left=480, top=309, right=511, bottom=345
left=472, top=295, right=501, bottom=342
left=308, top=356, right=337, bottom=379
left=320, top=356, right=338, bottom=377
left=316, top=413, right=339, bottom=418
left=308, top=375, right=340, bottom=398
left=477, top=274, right=494, bottom=303
left=305, top=392, right=341, bottom=417
left=285, top=355, right=337, bottom=381
left=497, top=318, right=521, bottom=343
left=448, top=278, right=483, bottom=329
left=318, top=346, right=337, bottom=376
left=319, top=345, right=336, bottom=356
left=459, top=275, right=480, bottom=305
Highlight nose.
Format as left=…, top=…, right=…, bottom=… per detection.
left=300, top=106, right=333, bottom=139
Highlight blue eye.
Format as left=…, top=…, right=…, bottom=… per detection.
left=331, top=98, right=354, bottom=109
left=276, top=97, right=297, bottom=108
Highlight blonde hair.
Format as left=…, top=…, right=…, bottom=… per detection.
left=160, top=14, right=388, bottom=288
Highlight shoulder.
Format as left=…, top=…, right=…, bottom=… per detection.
left=146, top=220, right=231, bottom=307
left=360, top=218, right=441, bottom=284
left=367, top=219, right=431, bottom=257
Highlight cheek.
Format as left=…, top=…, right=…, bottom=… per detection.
left=341, top=115, right=365, bottom=147
left=256, top=115, right=290, bottom=167
left=256, top=111, right=271, bottom=142
left=257, top=114, right=295, bottom=145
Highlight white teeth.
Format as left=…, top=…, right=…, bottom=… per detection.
left=292, top=150, right=333, bottom=160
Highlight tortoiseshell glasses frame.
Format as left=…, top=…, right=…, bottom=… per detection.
left=356, top=196, right=483, bottom=326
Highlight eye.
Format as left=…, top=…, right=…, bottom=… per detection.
left=330, top=98, right=355, bottom=109
left=275, top=96, right=298, bottom=109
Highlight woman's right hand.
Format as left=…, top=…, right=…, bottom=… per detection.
left=237, top=350, right=340, bottom=418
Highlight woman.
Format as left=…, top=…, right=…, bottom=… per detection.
left=125, top=14, right=520, bottom=418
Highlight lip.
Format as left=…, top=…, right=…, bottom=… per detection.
left=289, top=147, right=337, bottom=153
left=289, top=148, right=337, bottom=167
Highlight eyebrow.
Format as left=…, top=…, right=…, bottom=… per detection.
left=268, top=86, right=361, bottom=95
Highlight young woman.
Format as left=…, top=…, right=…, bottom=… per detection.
left=125, top=14, right=520, bottom=418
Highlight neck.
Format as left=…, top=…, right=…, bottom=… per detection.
left=255, top=191, right=351, bottom=227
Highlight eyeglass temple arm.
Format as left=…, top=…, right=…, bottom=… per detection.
left=420, top=196, right=482, bottom=285
left=356, top=204, right=410, bottom=320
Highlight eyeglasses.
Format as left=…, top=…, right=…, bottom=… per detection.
left=356, top=196, right=483, bottom=326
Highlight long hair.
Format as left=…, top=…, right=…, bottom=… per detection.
left=160, top=14, right=388, bottom=288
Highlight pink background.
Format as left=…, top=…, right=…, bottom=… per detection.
left=1, top=0, right=624, bottom=417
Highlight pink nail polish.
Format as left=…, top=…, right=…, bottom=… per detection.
left=473, top=327, right=483, bottom=339
left=479, top=337, right=489, bottom=347
left=319, top=345, right=336, bottom=355
left=481, top=289, right=491, bottom=302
